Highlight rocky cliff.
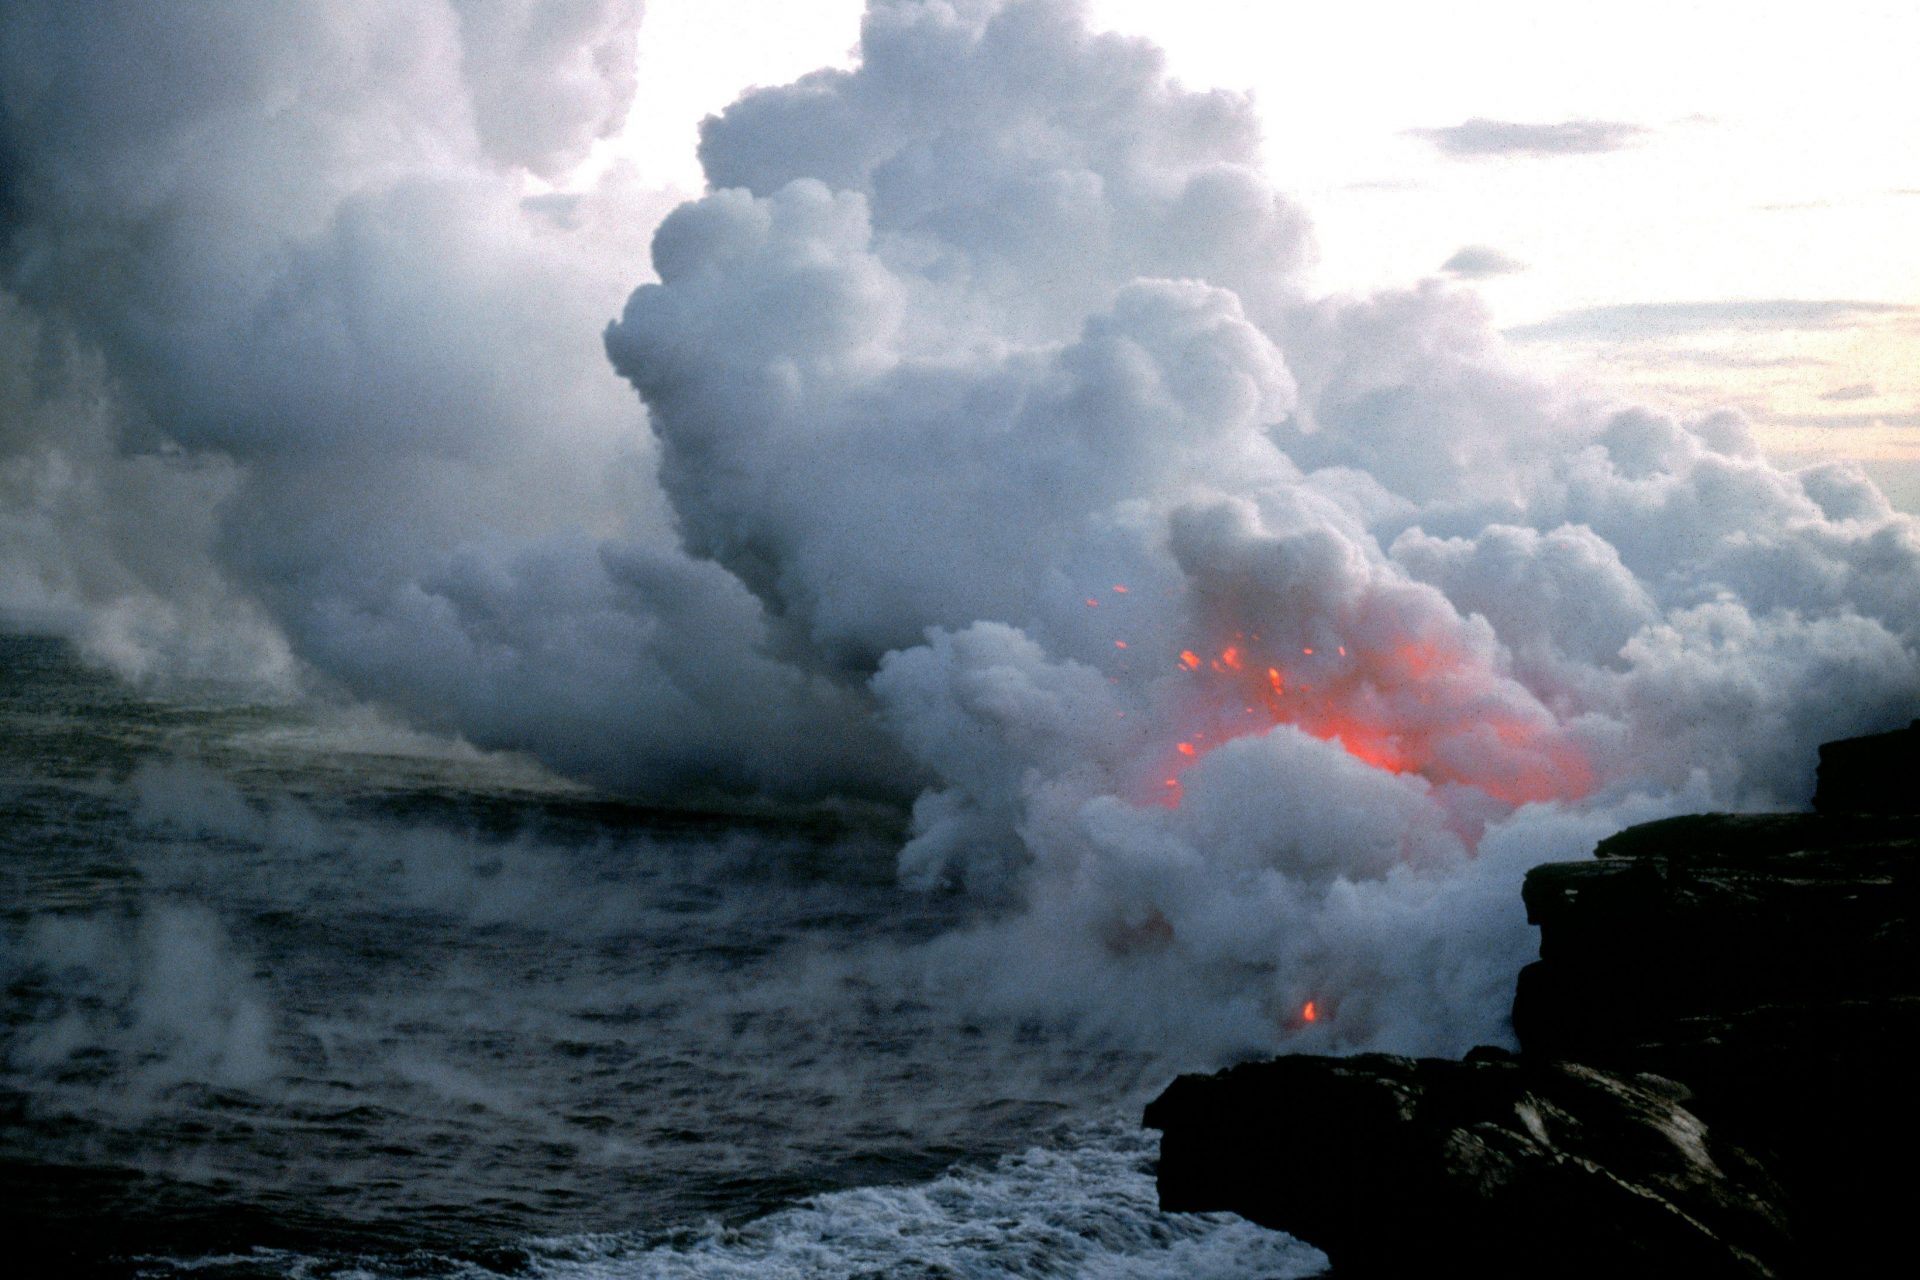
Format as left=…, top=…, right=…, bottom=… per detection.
left=1145, top=720, right=1920, bottom=1277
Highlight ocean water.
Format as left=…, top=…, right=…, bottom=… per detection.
left=0, top=635, right=1321, bottom=1278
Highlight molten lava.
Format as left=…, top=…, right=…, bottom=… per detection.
left=1153, top=631, right=1593, bottom=809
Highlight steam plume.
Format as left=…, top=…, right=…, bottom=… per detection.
left=5, top=0, right=1917, bottom=1056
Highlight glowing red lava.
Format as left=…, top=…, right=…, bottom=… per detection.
left=1151, top=632, right=1593, bottom=809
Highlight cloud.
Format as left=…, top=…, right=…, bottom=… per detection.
left=599, top=2, right=1920, bottom=1053
left=1597, top=347, right=1835, bottom=372
left=6, top=0, right=1920, bottom=1062
left=0, top=2, right=901, bottom=798
left=451, top=0, right=645, bottom=178
left=1770, top=410, right=1920, bottom=430
left=1819, top=383, right=1878, bottom=402
left=1407, top=117, right=1649, bottom=158
left=1507, top=299, right=1915, bottom=342
left=1340, top=179, right=1427, bottom=193
left=1440, top=245, right=1526, bottom=278
left=1603, top=349, right=1829, bottom=371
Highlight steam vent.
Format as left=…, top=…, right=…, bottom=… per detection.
left=1145, top=721, right=1920, bottom=1278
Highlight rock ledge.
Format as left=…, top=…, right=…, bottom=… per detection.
left=1145, top=721, right=1920, bottom=1277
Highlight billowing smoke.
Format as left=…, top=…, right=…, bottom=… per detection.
left=0, top=0, right=894, bottom=798
left=5, top=0, right=1918, bottom=1060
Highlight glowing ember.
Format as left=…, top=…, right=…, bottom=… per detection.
left=1112, top=585, right=1129, bottom=594
left=1114, top=640, right=1128, bottom=650
left=1162, top=632, right=1595, bottom=808
left=1302, top=1000, right=1318, bottom=1023
left=1085, top=597, right=1098, bottom=607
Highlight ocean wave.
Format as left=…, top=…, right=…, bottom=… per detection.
left=139, top=1123, right=1322, bottom=1280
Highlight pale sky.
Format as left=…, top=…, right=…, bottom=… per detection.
left=603, top=0, right=1920, bottom=507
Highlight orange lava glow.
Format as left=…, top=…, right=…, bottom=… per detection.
left=1302, top=1000, right=1318, bottom=1023
left=1152, top=632, right=1594, bottom=809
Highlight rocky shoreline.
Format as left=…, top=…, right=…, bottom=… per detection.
left=1145, top=721, right=1920, bottom=1277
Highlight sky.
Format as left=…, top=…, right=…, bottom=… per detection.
left=607, top=0, right=1920, bottom=508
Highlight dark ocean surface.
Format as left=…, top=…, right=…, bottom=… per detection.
left=0, top=634, right=1320, bottom=1278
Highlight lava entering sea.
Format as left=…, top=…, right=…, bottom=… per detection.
left=1148, top=629, right=1594, bottom=813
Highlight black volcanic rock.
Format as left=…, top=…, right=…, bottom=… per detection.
left=1814, top=719, right=1920, bottom=814
left=1511, top=794, right=1920, bottom=1278
left=1146, top=1052, right=1790, bottom=1278
left=1512, top=821, right=1919, bottom=1057
left=1589, top=810, right=1919, bottom=860
left=1146, top=721, right=1920, bottom=1277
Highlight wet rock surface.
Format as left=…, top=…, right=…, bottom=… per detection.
left=1146, top=1051, right=1789, bottom=1278
left=1146, top=723, right=1920, bottom=1277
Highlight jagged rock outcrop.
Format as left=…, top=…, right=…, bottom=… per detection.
left=1814, top=718, right=1920, bottom=815
left=1512, top=811, right=1920, bottom=1057
left=1146, top=1051, right=1791, bottom=1278
left=1511, top=792, right=1920, bottom=1277
left=1146, top=721, right=1920, bottom=1277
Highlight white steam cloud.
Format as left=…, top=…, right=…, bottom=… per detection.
left=4, top=0, right=1918, bottom=1059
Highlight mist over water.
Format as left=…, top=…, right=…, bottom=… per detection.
left=5, top=634, right=1306, bottom=1276
left=3, top=0, right=1919, bottom=1273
